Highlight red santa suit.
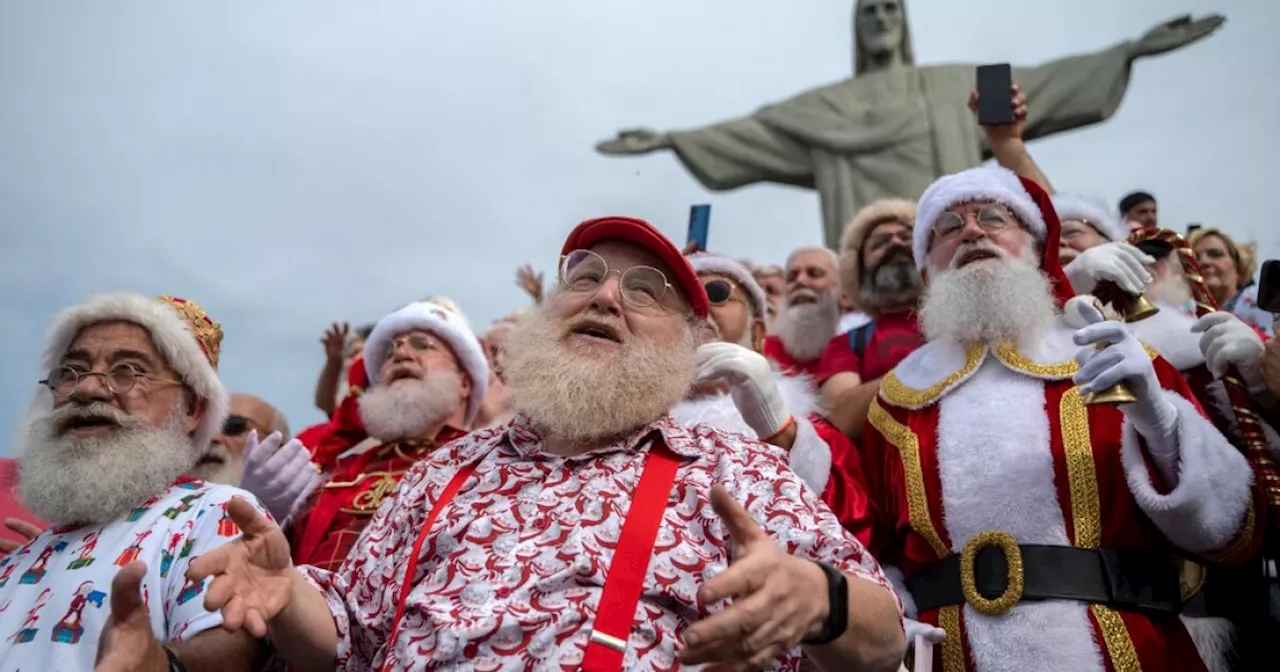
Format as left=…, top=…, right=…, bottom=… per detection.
left=864, top=166, right=1264, bottom=672
left=670, top=370, right=877, bottom=547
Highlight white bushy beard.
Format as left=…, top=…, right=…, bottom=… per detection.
left=18, top=401, right=196, bottom=526
left=920, top=239, right=1057, bottom=344
left=358, top=370, right=464, bottom=442
left=1146, top=257, right=1193, bottom=308
left=772, top=288, right=840, bottom=362
left=503, top=305, right=698, bottom=445
left=189, top=443, right=243, bottom=486
left=859, top=257, right=924, bottom=315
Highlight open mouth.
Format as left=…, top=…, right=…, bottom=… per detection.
left=788, top=294, right=816, bottom=305
left=957, top=248, right=1001, bottom=267
left=570, top=321, right=622, bottom=343
left=385, top=368, right=421, bottom=383
left=196, top=452, right=226, bottom=467
left=61, top=415, right=120, bottom=433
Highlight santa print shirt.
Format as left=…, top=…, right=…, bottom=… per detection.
left=298, top=414, right=898, bottom=671
left=816, top=311, right=924, bottom=384
left=0, top=480, right=268, bottom=672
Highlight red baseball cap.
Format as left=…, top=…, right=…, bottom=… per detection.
left=561, top=216, right=710, bottom=318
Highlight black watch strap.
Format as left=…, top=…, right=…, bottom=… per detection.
left=801, top=561, right=849, bottom=646
left=163, top=646, right=188, bottom=672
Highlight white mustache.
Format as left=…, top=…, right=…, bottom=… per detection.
left=950, top=240, right=1009, bottom=269
left=51, top=401, right=136, bottom=431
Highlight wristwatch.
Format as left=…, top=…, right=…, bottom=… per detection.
left=163, top=646, right=188, bottom=672
left=801, top=561, right=849, bottom=646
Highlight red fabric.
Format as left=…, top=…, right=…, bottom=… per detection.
left=291, top=427, right=470, bottom=570
left=762, top=335, right=822, bottom=379
left=810, top=416, right=878, bottom=550
left=302, top=356, right=370, bottom=470
left=0, top=460, right=43, bottom=544
left=561, top=216, right=710, bottom=318
left=817, top=311, right=924, bottom=384
left=861, top=355, right=1252, bottom=670
left=1017, top=175, right=1076, bottom=307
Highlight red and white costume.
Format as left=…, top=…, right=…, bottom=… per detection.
left=670, top=371, right=877, bottom=547
left=298, top=414, right=897, bottom=671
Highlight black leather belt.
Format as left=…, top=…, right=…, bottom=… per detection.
left=907, top=532, right=1183, bottom=616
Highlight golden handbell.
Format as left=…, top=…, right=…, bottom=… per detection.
left=1120, top=292, right=1159, bottom=322
left=1080, top=296, right=1139, bottom=406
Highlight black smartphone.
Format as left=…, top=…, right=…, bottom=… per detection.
left=1258, top=259, right=1280, bottom=313
left=976, top=63, right=1014, bottom=125
left=687, top=204, right=711, bottom=252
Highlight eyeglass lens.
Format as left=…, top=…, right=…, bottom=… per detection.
left=703, top=280, right=734, bottom=304
left=560, top=249, right=669, bottom=307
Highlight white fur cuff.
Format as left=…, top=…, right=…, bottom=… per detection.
left=1121, top=392, right=1254, bottom=554
left=787, top=417, right=831, bottom=495
left=881, top=565, right=917, bottom=619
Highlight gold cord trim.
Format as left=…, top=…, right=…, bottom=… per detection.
left=938, top=606, right=965, bottom=672
left=868, top=401, right=950, bottom=558
left=1060, top=390, right=1101, bottom=549
left=881, top=344, right=985, bottom=408
left=1090, top=604, right=1142, bottom=672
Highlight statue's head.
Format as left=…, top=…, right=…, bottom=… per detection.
left=853, top=0, right=914, bottom=74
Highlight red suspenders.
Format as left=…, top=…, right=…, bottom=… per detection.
left=380, top=440, right=682, bottom=672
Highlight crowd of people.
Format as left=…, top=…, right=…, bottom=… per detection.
left=1, top=55, right=1279, bottom=672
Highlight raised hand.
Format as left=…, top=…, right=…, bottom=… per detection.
left=187, top=498, right=295, bottom=638
left=514, top=264, right=545, bottom=303
left=968, top=82, right=1028, bottom=144
left=321, top=322, right=350, bottom=362
left=1133, top=14, right=1225, bottom=59
left=678, top=484, right=830, bottom=669
left=238, top=431, right=323, bottom=523
left=595, top=127, right=672, bottom=155
left=95, top=562, right=170, bottom=672
left=695, top=342, right=791, bottom=439
left=0, top=517, right=42, bottom=555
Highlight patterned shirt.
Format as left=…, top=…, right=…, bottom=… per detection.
left=299, top=414, right=896, bottom=671
left=0, top=481, right=266, bottom=672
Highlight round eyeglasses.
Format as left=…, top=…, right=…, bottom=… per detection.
left=40, top=364, right=181, bottom=398
left=559, top=249, right=674, bottom=309
left=932, top=204, right=1017, bottom=242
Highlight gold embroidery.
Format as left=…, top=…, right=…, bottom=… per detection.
left=881, top=344, right=985, bottom=408
left=1090, top=604, right=1142, bottom=672
left=938, top=606, right=965, bottom=672
left=993, top=341, right=1077, bottom=379
left=156, top=295, right=224, bottom=369
left=324, top=471, right=406, bottom=516
left=869, top=401, right=950, bottom=558
left=1060, top=390, right=1101, bottom=549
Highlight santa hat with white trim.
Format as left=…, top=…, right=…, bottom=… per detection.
left=686, top=252, right=768, bottom=320
left=36, top=292, right=230, bottom=456
left=363, top=301, right=489, bottom=425
left=1051, top=193, right=1128, bottom=242
left=914, top=165, right=1076, bottom=307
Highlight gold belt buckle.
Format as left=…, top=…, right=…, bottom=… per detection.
left=960, top=531, right=1024, bottom=615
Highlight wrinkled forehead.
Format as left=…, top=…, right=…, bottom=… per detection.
left=787, top=249, right=836, bottom=274
left=63, top=320, right=165, bottom=367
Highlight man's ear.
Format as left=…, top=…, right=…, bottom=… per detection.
left=184, top=389, right=207, bottom=436
left=751, top=318, right=767, bottom=354
left=460, top=372, right=474, bottom=402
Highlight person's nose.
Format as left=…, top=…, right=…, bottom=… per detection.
left=69, top=371, right=113, bottom=404
left=957, top=215, right=989, bottom=243
left=588, top=276, right=625, bottom=317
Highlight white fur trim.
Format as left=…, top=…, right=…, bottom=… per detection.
left=34, top=291, right=229, bottom=456
left=936, top=359, right=1106, bottom=672
left=880, top=339, right=985, bottom=408
left=1120, top=392, right=1254, bottom=554
left=363, top=301, right=489, bottom=425
left=670, top=393, right=753, bottom=438
left=786, top=417, right=831, bottom=494
left=775, top=372, right=825, bottom=419
left=1180, top=615, right=1235, bottom=672
left=1126, top=304, right=1204, bottom=372
left=1052, top=193, right=1127, bottom=243
left=881, top=565, right=917, bottom=619
left=914, top=165, right=1047, bottom=269
left=688, top=252, right=767, bottom=320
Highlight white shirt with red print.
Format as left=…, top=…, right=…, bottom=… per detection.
left=299, top=414, right=897, bottom=671
left=0, top=480, right=266, bottom=672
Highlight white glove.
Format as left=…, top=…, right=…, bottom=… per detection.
left=1072, top=300, right=1180, bottom=482
left=239, top=431, right=323, bottom=523
left=694, top=342, right=791, bottom=439
left=1192, top=311, right=1268, bottom=394
left=905, top=617, right=945, bottom=648
left=1063, top=242, right=1154, bottom=296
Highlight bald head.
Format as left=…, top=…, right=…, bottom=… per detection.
left=189, top=392, right=289, bottom=485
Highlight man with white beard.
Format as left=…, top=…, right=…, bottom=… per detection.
left=166, top=216, right=906, bottom=672
left=287, top=300, right=488, bottom=572
left=673, top=252, right=877, bottom=546
left=860, top=165, right=1261, bottom=671
left=0, top=293, right=266, bottom=672
left=764, top=246, right=845, bottom=380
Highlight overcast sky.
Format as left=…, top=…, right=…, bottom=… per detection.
left=1, top=0, right=1276, bottom=452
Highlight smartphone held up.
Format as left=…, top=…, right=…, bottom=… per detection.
left=975, top=63, right=1014, bottom=125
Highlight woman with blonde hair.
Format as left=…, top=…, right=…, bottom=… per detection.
left=1189, top=228, right=1273, bottom=336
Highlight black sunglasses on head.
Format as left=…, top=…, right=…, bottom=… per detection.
left=222, top=415, right=250, bottom=436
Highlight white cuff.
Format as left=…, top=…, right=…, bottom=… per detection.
left=1122, top=392, right=1253, bottom=554
left=787, top=417, right=831, bottom=495
left=882, top=565, right=917, bottom=619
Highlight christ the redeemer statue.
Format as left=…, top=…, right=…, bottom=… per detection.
left=595, top=0, right=1224, bottom=249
